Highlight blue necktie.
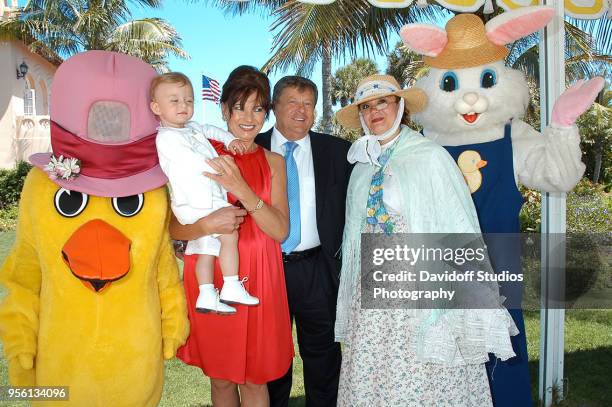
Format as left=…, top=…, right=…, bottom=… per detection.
left=282, top=141, right=301, bottom=253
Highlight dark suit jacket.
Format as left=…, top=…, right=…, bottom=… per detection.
left=255, top=128, right=352, bottom=289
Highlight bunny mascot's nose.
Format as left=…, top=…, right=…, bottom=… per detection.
left=463, top=92, right=479, bottom=106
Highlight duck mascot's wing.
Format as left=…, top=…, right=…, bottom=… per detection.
left=157, top=215, right=189, bottom=360
left=0, top=171, right=40, bottom=386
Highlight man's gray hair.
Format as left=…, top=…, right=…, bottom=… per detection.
left=272, top=76, right=318, bottom=107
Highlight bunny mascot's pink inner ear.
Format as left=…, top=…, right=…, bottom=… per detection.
left=485, top=6, right=555, bottom=45
left=400, top=24, right=448, bottom=57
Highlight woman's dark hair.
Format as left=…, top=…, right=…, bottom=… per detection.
left=221, top=66, right=271, bottom=119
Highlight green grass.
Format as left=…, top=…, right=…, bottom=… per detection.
left=0, top=231, right=610, bottom=406
left=524, top=310, right=612, bottom=407
left=160, top=356, right=305, bottom=407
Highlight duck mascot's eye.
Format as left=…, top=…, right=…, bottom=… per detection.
left=480, top=69, right=497, bottom=89
left=54, top=188, right=89, bottom=217
left=112, top=194, right=144, bottom=217
left=440, top=72, right=459, bottom=92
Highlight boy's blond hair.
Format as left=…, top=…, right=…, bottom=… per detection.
left=149, top=72, right=193, bottom=101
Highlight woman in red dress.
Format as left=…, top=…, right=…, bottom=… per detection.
left=170, top=66, right=293, bottom=406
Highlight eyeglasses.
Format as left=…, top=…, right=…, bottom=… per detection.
left=358, top=97, right=398, bottom=113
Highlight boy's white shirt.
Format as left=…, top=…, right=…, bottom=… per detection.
left=156, top=121, right=235, bottom=215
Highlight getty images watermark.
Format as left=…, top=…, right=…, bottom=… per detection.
left=360, top=233, right=610, bottom=310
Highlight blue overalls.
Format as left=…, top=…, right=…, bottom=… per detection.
left=443, top=123, right=533, bottom=407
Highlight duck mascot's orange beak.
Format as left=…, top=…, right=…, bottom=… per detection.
left=62, top=219, right=131, bottom=292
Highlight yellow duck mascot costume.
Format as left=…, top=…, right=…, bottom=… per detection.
left=0, top=50, right=189, bottom=406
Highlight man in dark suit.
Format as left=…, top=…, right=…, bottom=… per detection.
left=259, top=76, right=352, bottom=407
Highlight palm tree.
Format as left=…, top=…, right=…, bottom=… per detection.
left=507, top=17, right=611, bottom=85
left=0, top=0, right=187, bottom=71
left=385, top=41, right=428, bottom=87
left=331, top=57, right=378, bottom=107
left=322, top=45, right=333, bottom=132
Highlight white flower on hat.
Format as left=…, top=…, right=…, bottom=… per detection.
left=44, top=155, right=81, bottom=180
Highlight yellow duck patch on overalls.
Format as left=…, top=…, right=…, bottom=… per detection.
left=457, top=150, right=488, bottom=193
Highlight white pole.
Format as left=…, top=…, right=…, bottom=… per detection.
left=202, top=99, right=206, bottom=124
left=538, top=0, right=567, bottom=406
left=201, top=73, right=206, bottom=123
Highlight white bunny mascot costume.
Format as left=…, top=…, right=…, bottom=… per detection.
left=400, top=6, right=604, bottom=407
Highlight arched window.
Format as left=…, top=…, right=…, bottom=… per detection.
left=24, top=74, right=36, bottom=116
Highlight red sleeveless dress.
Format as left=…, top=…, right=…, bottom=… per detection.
left=177, top=145, right=294, bottom=384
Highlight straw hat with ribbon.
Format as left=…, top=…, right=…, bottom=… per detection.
left=423, top=14, right=508, bottom=69
left=400, top=7, right=556, bottom=70
left=336, top=74, right=426, bottom=130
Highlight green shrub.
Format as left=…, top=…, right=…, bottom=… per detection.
left=567, top=193, right=611, bottom=234
left=520, top=187, right=542, bottom=232
left=519, top=179, right=612, bottom=300
left=520, top=179, right=611, bottom=233
left=0, top=206, right=18, bottom=232
left=520, top=178, right=612, bottom=309
left=572, top=177, right=609, bottom=196
left=0, top=161, right=32, bottom=209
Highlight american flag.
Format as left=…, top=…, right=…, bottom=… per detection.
left=202, top=75, right=221, bottom=104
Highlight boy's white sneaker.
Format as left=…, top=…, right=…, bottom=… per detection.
left=220, top=277, right=260, bottom=306
left=196, top=287, right=236, bottom=314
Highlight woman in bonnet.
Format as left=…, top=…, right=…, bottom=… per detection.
left=334, top=74, right=518, bottom=406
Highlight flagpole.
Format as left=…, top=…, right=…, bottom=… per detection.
left=201, top=72, right=205, bottom=123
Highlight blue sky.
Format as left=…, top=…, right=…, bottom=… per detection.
left=130, top=1, right=408, bottom=130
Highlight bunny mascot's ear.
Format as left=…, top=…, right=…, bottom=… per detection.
left=399, top=24, right=448, bottom=57
left=485, top=6, right=555, bottom=45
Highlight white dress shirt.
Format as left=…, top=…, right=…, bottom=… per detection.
left=157, top=121, right=235, bottom=221
left=271, top=127, right=321, bottom=252
left=156, top=121, right=235, bottom=256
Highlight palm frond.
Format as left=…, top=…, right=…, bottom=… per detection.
left=0, top=0, right=184, bottom=68
left=505, top=32, right=538, bottom=67
left=504, top=19, right=611, bottom=85
left=196, top=0, right=282, bottom=16
left=0, top=2, right=83, bottom=56
left=386, top=41, right=429, bottom=86
left=263, top=0, right=449, bottom=75
left=127, top=0, right=164, bottom=9
left=567, top=15, right=612, bottom=56
left=565, top=19, right=594, bottom=58
left=107, top=18, right=189, bottom=71
left=509, top=44, right=539, bottom=80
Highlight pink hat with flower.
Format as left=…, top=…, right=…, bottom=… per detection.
left=29, top=50, right=167, bottom=197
